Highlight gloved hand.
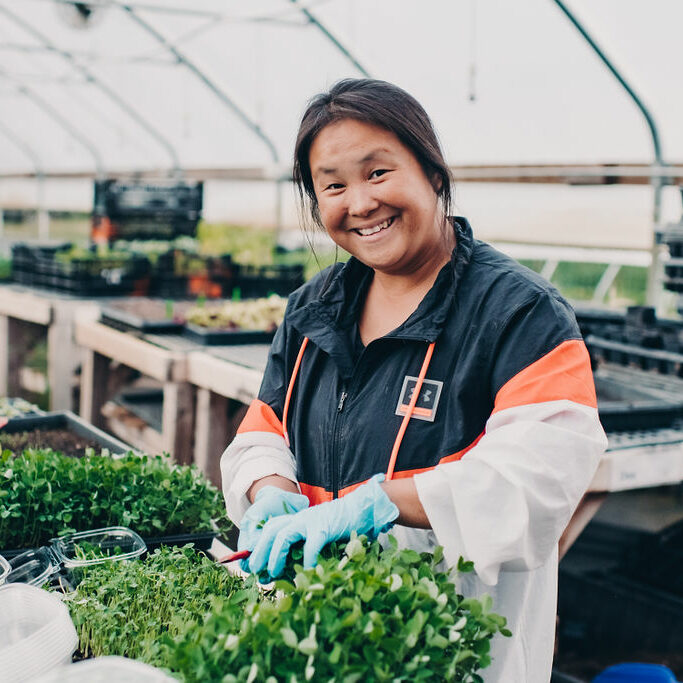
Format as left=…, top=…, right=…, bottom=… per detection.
left=237, top=486, right=309, bottom=571
left=247, top=474, right=399, bottom=578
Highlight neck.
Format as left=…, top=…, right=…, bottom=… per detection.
left=372, top=231, right=455, bottom=300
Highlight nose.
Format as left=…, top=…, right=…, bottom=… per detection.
left=345, top=183, right=379, bottom=217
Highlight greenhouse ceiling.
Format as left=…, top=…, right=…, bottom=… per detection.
left=0, top=0, right=682, bottom=181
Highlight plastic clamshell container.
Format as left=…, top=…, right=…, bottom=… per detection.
left=6, top=547, right=58, bottom=587
left=51, top=526, right=147, bottom=567
left=0, top=583, right=78, bottom=683
left=0, top=554, right=10, bottom=585
left=30, top=656, right=177, bottom=682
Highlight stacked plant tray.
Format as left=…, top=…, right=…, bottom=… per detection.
left=11, top=242, right=150, bottom=296
left=575, top=305, right=683, bottom=376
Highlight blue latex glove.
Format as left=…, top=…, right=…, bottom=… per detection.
left=247, top=474, right=399, bottom=578
left=238, top=486, right=309, bottom=570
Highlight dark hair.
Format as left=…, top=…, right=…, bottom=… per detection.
left=293, top=78, right=453, bottom=231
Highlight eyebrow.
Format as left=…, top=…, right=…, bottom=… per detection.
left=313, top=148, right=393, bottom=176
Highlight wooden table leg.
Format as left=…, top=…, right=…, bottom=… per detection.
left=0, top=315, right=44, bottom=399
left=47, top=308, right=75, bottom=411
left=162, top=381, right=195, bottom=465
left=559, top=492, right=608, bottom=560
left=80, top=349, right=110, bottom=428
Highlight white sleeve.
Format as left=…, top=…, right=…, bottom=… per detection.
left=413, top=399, right=607, bottom=586
left=220, top=431, right=300, bottom=525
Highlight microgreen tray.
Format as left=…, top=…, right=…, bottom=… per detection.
left=101, top=305, right=185, bottom=334
left=0, top=411, right=132, bottom=453
left=183, top=323, right=276, bottom=346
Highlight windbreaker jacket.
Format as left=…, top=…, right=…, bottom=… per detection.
left=221, top=217, right=607, bottom=682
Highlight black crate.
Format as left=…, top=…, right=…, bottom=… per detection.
left=558, top=566, right=683, bottom=655
left=233, top=263, right=304, bottom=298
left=662, top=225, right=683, bottom=259
left=92, top=179, right=203, bottom=241
left=34, top=250, right=151, bottom=296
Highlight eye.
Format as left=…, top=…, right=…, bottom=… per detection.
left=369, top=169, right=389, bottom=179
left=324, top=182, right=344, bottom=191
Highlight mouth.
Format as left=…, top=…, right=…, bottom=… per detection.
left=352, top=216, right=395, bottom=237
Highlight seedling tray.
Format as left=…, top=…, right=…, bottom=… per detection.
left=113, top=388, right=163, bottom=432
left=0, top=410, right=132, bottom=454
left=233, top=263, right=304, bottom=298
left=183, top=323, right=276, bottom=346
left=595, top=364, right=683, bottom=431
left=586, top=335, right=683, bottom=376
left=101, top=303, right=185, bottom=334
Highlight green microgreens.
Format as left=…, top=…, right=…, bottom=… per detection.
left=0, top=448, right=232, bottom=550
left=165, top=536, right=510, bottom=682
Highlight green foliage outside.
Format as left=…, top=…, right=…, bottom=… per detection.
left=518, top=259, right=648, bottom=305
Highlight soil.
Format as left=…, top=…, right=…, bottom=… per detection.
left=554, top=649, right=683, bottom=681
left=0, top=428, right=103, bottom=457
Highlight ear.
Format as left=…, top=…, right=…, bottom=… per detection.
left=430, top=173, right=443, bottom=193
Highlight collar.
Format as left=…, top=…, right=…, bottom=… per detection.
left=288, top=217, right=475, bottom=378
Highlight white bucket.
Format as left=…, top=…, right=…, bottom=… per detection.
left=0, top=584, right=78, bottom=683
left=29, top=656, right=177, bottom=682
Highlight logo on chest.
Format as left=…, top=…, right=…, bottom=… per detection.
left=395, top=376, right=443, bottom=422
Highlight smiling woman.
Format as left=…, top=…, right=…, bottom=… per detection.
left=220, top=78, right=608, bottom=683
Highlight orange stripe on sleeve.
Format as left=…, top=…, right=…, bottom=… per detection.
left=300, top=482, right=334, bottom=506
left=336, top=432, right=485, bottom=495
left=494, top=338, right=597, bottom=414
left=236, top=399, right=285, bottom=437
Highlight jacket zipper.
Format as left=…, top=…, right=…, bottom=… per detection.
left=331, top=385, right=347, bottom=499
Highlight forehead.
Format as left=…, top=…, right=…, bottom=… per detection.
left=309, top=118, right=413, bottom=171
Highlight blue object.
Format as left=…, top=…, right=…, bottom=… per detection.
left=592, top=663, right=679, bottom=683
left=237, top=486, right=309, bottom=570
left=248, top=473, right=399, bottom=577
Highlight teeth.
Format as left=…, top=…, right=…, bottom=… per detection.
left=356, top=218, right=392, bottom=236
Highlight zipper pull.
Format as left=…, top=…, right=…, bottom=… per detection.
left=337, top=391, right=348, bottom=412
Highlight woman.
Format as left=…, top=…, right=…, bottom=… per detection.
left=221, top=79, right=607, bottom=681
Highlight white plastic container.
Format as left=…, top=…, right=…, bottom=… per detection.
left=0, top=583, right=78, bottom=683
left=29, top=656, right=177, bottom=682
left=0, top=554, right=10, bottom=585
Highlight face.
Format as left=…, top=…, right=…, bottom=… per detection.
left=309, top=118, right=447, bottom=277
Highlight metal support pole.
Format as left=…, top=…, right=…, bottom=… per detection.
left=0, top=119, right=48, bottom=238
left=288, top=0, right=371, bottom=77
left=123, top=6, right=280, bottom=165
left=37, top=173, right=49, bottom=239
left=552, top=0, right=666, bottom=309
left=0, top=5, right=181, bottom=174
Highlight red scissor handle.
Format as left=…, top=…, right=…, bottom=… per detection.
left=218, top=549, right=251, bottom=564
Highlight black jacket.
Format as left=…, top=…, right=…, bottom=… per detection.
left=255, top=217, right=591, bottom=503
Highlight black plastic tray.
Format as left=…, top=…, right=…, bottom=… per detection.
left=113, top=388, right=163, bottom=432
left=594, top=364, right=683, bottom=431
left=1, top=531, right=219, bottom=562
left=586, top=335, right=683, bottom=376
left=0, top=410, right=132, bottom=453
left=101, top=304, right=185, bottom=333
left=183, top=323, right=276, bottom=346
left=142, top=531, right=217, bottom=554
